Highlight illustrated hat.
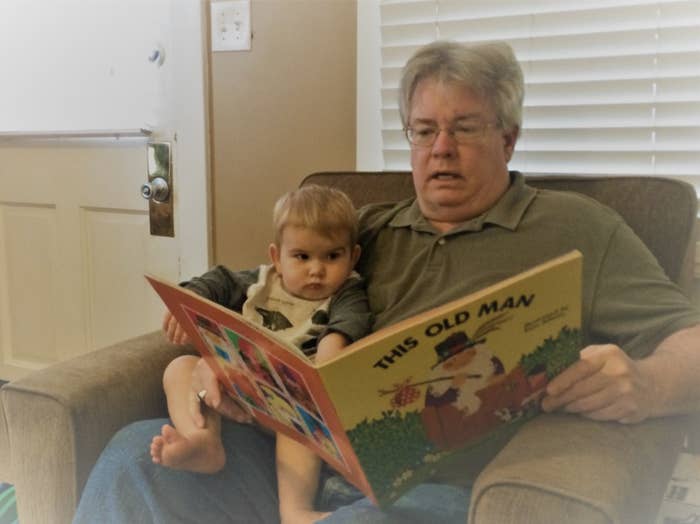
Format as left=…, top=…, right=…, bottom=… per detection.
left=431, top=331, right=484, bottom=369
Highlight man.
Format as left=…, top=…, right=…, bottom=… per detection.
left=74, top=40, right=700, bottom=524
left=363, top=41, right=700, bottom=427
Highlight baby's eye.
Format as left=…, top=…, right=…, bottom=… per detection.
left=327, top=252, right=342, bottom=260
left=294, top=253, right=309, bottom=261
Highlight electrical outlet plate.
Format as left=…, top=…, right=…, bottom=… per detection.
left=211, top=0, right=251, bottom=52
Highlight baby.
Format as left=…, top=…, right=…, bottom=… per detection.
left=150, top=184, right=371, bottom=523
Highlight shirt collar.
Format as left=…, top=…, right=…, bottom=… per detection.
left=388, top=171, right=536, bottom=235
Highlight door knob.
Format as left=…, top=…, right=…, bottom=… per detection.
left=141, top=176, right=170, bottom=203
left=144, top=142, right=173, bottom=237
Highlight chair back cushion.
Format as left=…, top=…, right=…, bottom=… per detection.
left=302, top=171, right=697, bottom=292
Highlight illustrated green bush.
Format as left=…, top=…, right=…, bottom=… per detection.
left=347, top=410, right=436, bottom=500
left=520, top=326, right=581, bottom=378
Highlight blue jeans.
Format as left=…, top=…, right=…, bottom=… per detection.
left=317, top=481, right=470, bottom=524
left=73, top=418, right=470, bottom=524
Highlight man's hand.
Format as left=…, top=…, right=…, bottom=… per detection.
left=541, top=344, right=652, bottom=424
left=162, top=309, right=190, bottom=345
left=190, top=357, right=252, bottom=426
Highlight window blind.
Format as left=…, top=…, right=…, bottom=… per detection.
left=379, top=0, right=700, bottom=185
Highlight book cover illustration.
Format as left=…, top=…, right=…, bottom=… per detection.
left=309, top=250, right=582, bottom=505
left=173, top=301, right=357, bottom=478
left=334, top=316, right=580, bottom=504
left=147, top=250, right=582, bottom=507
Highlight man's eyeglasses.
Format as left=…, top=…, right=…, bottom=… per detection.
left=404, top=121, right=497, bottom=147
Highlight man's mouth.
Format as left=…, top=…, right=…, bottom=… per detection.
left=431, top=171, right=462, bottom=181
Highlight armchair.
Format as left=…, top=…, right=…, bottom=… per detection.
left=1, top=172, right=697, bottom=524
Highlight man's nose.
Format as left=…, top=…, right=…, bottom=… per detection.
left=431, top=129, right=456, bottom=155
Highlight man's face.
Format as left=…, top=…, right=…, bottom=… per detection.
left=408, top=78, right=518, bottom=230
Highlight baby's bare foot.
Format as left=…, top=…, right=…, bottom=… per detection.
left=151, top=423, right=226, bottom=474
left=150, top=434, right=166, bottom=464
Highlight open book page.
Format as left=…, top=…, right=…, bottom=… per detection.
left=316, top=250, right=582, bottom=505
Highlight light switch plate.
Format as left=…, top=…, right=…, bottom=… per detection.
left=211, top=0, right=251, bottom=52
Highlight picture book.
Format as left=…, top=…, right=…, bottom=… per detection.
left=146, top=250, right=582, bottom=507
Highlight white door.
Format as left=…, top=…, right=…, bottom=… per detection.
left=0, top=1, right=210, bottom=381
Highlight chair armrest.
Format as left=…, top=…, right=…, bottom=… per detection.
left=1, top=331, right=192, bottom=524
left=470, top=413, right=687, bottom=524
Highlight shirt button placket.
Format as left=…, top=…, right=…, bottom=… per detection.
left=426, top=236, right=447, bottom=272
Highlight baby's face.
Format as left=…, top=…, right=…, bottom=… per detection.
left=270, top=225, right=359, bottom=301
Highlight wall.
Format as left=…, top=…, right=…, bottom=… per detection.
left=209, top=0, right=357, bottom=268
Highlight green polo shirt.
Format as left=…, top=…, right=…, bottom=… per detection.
left=356, top=171, right=700, bottom=484
left=358, top=172, right=700, bottom=359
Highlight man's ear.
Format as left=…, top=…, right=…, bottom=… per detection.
left=268, top=243, right=282, bottom=272
left=351, top=244, right=361, bottom=267
left=502, top=126, right=519, bottom=163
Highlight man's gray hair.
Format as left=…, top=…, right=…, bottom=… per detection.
left=399, top=40, right=524, bottom=133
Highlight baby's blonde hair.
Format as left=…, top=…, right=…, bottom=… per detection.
left=272, top=185, right=358, bottom=247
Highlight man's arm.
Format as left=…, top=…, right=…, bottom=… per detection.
left=542, top=323, right=700, bottom=423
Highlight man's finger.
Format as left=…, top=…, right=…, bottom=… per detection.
left=546, top=351, right=605, bottom=396
left=204, top=381, right=223, bottom=408
left=542, top=370, right=609, bottom=412
left=187, top=387, right=206, bottom=428
left=559, top=385, right=615, bottom=415
left=219, top=396, right=252, bottom=423
left=578, top=401, right=635, bottom=423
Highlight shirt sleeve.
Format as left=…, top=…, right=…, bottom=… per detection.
left=588, top=220, right=700, bottom=358
left=322, top=275, right=373, bottom=344
left=182, top=265, right=259, bottom=313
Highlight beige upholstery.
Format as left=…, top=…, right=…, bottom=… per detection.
left=1, top=333, right=194, bottom=524
left=0, top=172, right=696, bottom=524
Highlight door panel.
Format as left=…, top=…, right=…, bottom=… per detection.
left=0, top=142, right=179, bottom=380
left=82, top=207, right=176, bottom=350
left=0, top=203, right=58, bottom=367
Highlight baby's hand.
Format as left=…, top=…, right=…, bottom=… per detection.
left=162, top=309, right=190, bottom=345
